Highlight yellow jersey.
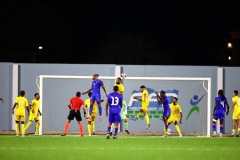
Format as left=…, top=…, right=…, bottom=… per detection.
left=85, top=98, right=98, bottom=115
left=15, top=96, right=28, bottom=116
left=169, top=103, right=182, bottom=119
left=30, top=99, right=40, bottom=115
left=232, top=96, right=240, bottom=113
left=114, top=83, right=124, bottom=94
left=142, top=89, right=149, bottom=105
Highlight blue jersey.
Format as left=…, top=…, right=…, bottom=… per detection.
left=107, top=92, right=123, bottom=114
left=215, top=96, right=228, bottom=113
left=162, top=96, right=170, bottom=112
left=91, top=79, right=103, bottom=95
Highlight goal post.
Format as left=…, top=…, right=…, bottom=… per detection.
left=37, top=75, right=211, bottom=137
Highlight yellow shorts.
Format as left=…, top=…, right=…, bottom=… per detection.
left=232, top=111, right=240, bottom=120
left=29, top=113, right=40, bottom=121
left=168, top=117, right=179, bottom=123
left=141, top=104, right=149, bottom=111
left=88, top=113, right=97, bottom=121
left=15, top=115, right=25, bottom=122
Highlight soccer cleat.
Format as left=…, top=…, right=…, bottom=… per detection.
left=81, top=134, right=84, bottom=137
left=16, top=134, right=19, bottom=137
left=146, top=124, right=150, bottom=130
left=134, top=115, right=138, bottom=120
left=125, top=130, right=130, bottom=134
left=219, top=133, right=222, bottom=137
left=106, top=134, right=110, bottom=139
left=179, top=135, right=183, bottom=137
left=61, top=134, right=66, bottom=136
left=113, top=136, right=117, bottom=139
left=236, top=132, right=239, bottom=137
left=92, top=132, right=95, bottom=135
left=109, top=132, right=112, bottom=136
left=212, top=134, right=217, bottom=137
left=231, top=133, right=235, bottom=137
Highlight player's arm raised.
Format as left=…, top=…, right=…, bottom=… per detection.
left=82, top=86, right=92, bottom=95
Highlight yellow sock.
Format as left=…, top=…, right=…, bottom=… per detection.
left=24, top=121, right=32, bottom=133
left=175, top=125, right=182, bottom=136
left=163, top=125, right=166, bottom=134
left=92, top=121, right=95, bottom=132
left=88, top=124, right=91, bottom=135
left=15, top=123, right=19, bottom=135
left=232, top=129, right=236, bottom=134
left=21, top=124, right=25, bottom=135
left=145, top=114, right=150, bottom=124
left=35, top=121, right=40, bottom=134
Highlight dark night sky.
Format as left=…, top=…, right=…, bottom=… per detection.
left=1, top=0, right=240, bottom=65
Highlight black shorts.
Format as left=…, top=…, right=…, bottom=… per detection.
left=67, top=110, right=82, bottom=121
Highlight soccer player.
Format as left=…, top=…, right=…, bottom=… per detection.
left=134, top=85, right=150, bottom=130
left=114, top=77, right=124, bottom=94
left=62, top=92, right=85, bottom=136
left=24, top=93, right=42, bottom=135
left=85, top=92, right=105, bottom=136
left=156, top=90, right=171, bottom=137
left=0, top=98, right=3, bottom=103
left=82, top=74, right=108, bottom=121
left=230, top=90, right=240, bottom=137
left=212, top=90, right=229, bottom=137
left=110, top=100, right=130, bottom=135
left=106, top=86, right=123, bottom=139
left=167, top=97, right=183, bottom=137
left=12, top=90, right=29, bottom=136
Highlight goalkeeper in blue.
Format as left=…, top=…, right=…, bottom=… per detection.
left=110, top=100, right=130, bottom=135
left=106, top=86, right=123, bottom=139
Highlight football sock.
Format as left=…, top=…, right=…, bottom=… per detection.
left=220, top=124, right=224, bottom=133
left=175, top=125, right=182, bottom=136
left=98, top=105, right=102, bottom=116
left=163, top=125, right=166, bottom=133
left=24, top=121, right=32, bottom=133
left=110, top=123, right=115, bottom=132
left=63, top=121, right=70, bottom=134
left=35, top=121, right=40, bottom=134
left=124, top=122, right=128, bottom=130
left=136, top=112, right=141, bottom=118
left=232, top=129, right=236, bottom=134
left=92, top=121, right=95, bottom=132
left=107, top=124, right=111, bottom=134
left=15, top=123, right=19, bottom=135
left=21, top=124, right=25, bottom=135
left=145, top=114, right=150, bottom=124
left=88, top=124, right=91, bottom=135
left=212, top=122, right=216, bottom=132
left=78, top=123, right=84, bottom=135
left=114, top=125, right=119, bottom=136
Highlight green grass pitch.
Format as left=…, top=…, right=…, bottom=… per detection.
left=0, top=135, right=239, bottom=160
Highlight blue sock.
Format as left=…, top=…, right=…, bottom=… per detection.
left=107, top=124, right=111, bottom=134
left=98, top=106, right=102, bottom=116
left=165, top=124, right=168, bottom=130
left=89, top=104, right=93, bottom=115
left=114, top=127, right=118, bottom=136
left=220, top=124, right=224, bottom=133
left=212, top=123, right=216, bottom=132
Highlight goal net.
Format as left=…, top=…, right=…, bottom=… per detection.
left=37, top=75, right=211, bottom=137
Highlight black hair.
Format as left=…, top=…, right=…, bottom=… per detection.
left=20, top=90, right=25, bottom=96
left=93, top=74, right=99, bottom=77
left=76, top=92, right=81, bottom=97
left=234, top=90, right=238, bottom=95
left=218, top=89, right=226, bottom=100
left=34, top=93, right=39, bottom=97
left=140, top=85, right=145, bottom=88
left=160, top=90, right=165, bottom=94
left=113, top=85, right=119, bottom=92
left=173, top=97, right=178, bottom=101
left=117, top=77, right=122, bottom=81
left=88, top=92, right=92, bottom=97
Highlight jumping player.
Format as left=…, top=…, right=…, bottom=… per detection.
left=82, top=74, right=108, bottom=121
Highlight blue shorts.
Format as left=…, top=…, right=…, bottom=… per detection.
left=163, top=110, right=171, bottom=119
left=214, top=112, right=225, bottom=120
left=90, top=94, right=101, bottom=103
left=108, top=113, right=121, bottom=124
